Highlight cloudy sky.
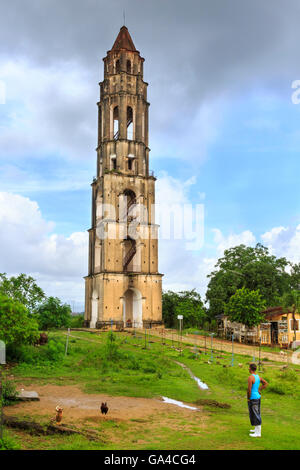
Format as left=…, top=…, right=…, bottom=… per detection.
left=0, top=0, right=300, bottom=311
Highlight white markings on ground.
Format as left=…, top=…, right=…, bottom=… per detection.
left=161, top=397, right=198, bottom=410
left=193, top=376, right=209, bottom=390
left=175, top=361, right=209, bottom=390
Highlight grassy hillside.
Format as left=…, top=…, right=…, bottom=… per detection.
left=2, top=329, right=300, bottom=450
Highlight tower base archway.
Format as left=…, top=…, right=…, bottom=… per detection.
left=123, top=288, right=142, bottom=328
left=90, top=290, right=98, bottom=329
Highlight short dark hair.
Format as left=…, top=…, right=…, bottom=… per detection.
left=249, top=363, right=257, bottom=372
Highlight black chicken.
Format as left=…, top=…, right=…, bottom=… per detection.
left=100, top=402, right=108, bottom=415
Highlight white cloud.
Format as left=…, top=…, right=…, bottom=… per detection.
left=261, top=225, right=300, bottom=263
left=0, top=185, right=299, bottom=312
left=156, top=171, right=197, bottom=206
left=0, top=59, right=95, bottom=160
left=0, top=192, right=88, bottom=306
left=212, top=228, right=256, bottom=256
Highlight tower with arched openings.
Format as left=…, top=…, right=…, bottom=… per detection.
left=84, top=26, right=163, bottom=329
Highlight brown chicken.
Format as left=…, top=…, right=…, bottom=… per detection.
left=51, top=406, right=63, bottom=425
left=100, top=402, right=108, bottom=415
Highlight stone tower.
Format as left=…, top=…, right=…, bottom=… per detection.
left=84, top=26, right=163, bottom=329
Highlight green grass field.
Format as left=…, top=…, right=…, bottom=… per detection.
left=2, top=329, right=300, bottom=450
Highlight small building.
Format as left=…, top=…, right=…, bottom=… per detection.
left=216, top=315, right=259, bottom=344
left=217, top=307, right=300, bottom=348
left=261, top=306, right=300, bottom=348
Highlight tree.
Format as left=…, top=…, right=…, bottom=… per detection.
left=175, top=299, right=206, bottom=328
left=281, top=290, right=300, bottom=343
left=35, top=297, right=72, bottom=330
left=162, top=290, right=180, bottom=328
left=0, top=273, right=45, bottom=313
left=290, top=263, right=300, bottom=291
left=162, top=289, right=206, bottom=328
left=206, top=244, right=291, bottom=319
left=224, top=288, right=266, bottom=328
left=0, top=295, right=39, bottom=346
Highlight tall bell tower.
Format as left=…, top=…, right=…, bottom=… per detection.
left=84, top=26, right=163, bottom=328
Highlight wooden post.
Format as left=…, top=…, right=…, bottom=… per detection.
left=65, top=328, right=70, bottom=356
left=231, top=334, right=234, bottom=367
left=210, top=333, right=215, bottom=362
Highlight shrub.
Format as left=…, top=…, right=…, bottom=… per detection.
left=35, top=297, right=72, bottom=330
left=1, top=377, right=18, bottom=405
left=277, top=369, right=298, bottom=382
left=6, top=338, right=65, bottom=364
left=0, top=294, right=39, bottom=347
left=104, top=332, right=121, bottom=361
left=70, top=315, right=84, bottom=328
left=268, top=382, right=286, bottom=395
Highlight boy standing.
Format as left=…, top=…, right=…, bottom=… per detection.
left=247, top=363, right=268, bottom=437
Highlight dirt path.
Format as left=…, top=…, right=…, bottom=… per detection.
left=145, top=329, right=291, bottom=364
left=4, top=384, right=202, bottom=426
left=70, top=328, right=294, bottom=365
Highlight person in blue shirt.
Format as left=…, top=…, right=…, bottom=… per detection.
left=247, top=363, right=268, bottom=437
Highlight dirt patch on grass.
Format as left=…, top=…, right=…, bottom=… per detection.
left=4, top=383, right=202, bottom=425
left=4, top=383, right=208, bottom=449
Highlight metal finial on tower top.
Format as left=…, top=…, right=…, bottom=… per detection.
left=123, top=9, right=126, bottom=26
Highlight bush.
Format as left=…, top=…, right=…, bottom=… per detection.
left=70, top=315, right=84, bottom=328
left=0, top=294, right=39, bottom=347
left=277, top=369, right=298, bottom=382
left=268, top=383, right=286, bottom=395
left=1, top=377, right=18, bottom=406
left=104, top=332, right=121, bottom=361
left=35, top=297, right=72, bottom=330
left=6, top=338, right=65, bottom=364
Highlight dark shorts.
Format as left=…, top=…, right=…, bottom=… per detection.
left=248, top=399, right=261, bottom=426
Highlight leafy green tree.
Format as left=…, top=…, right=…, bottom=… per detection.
left=163, top=289, right=206, bottom=328
left=175, top=299, right=206, bottom=328
left=0, top=273, right=45, bottom=313
left=206, top=244, right=291, bottom=319
left=35, top=297, right=72, bottom=330
left=290, top=263, right=300, bottom=291
left=162, top=290, right=181, bottom=328
left=0, top=295, right=39, bottom=346
left=224, top=288, right=266, bottom=328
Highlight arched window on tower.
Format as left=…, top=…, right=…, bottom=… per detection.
left=124, top=189, right=136, bottom=212
left=127, top=106, right=133, bottom=140
left=110, top=154, right=117, bottom=170
left=115, top=60, right=120, bottom=74
left=127, top=154, right=135, bottom=172
left=127, top=60, right=131, bottom=73
left=119, top=189, right=136, bottom=222
left=113, top=106, right=119, bottom=140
